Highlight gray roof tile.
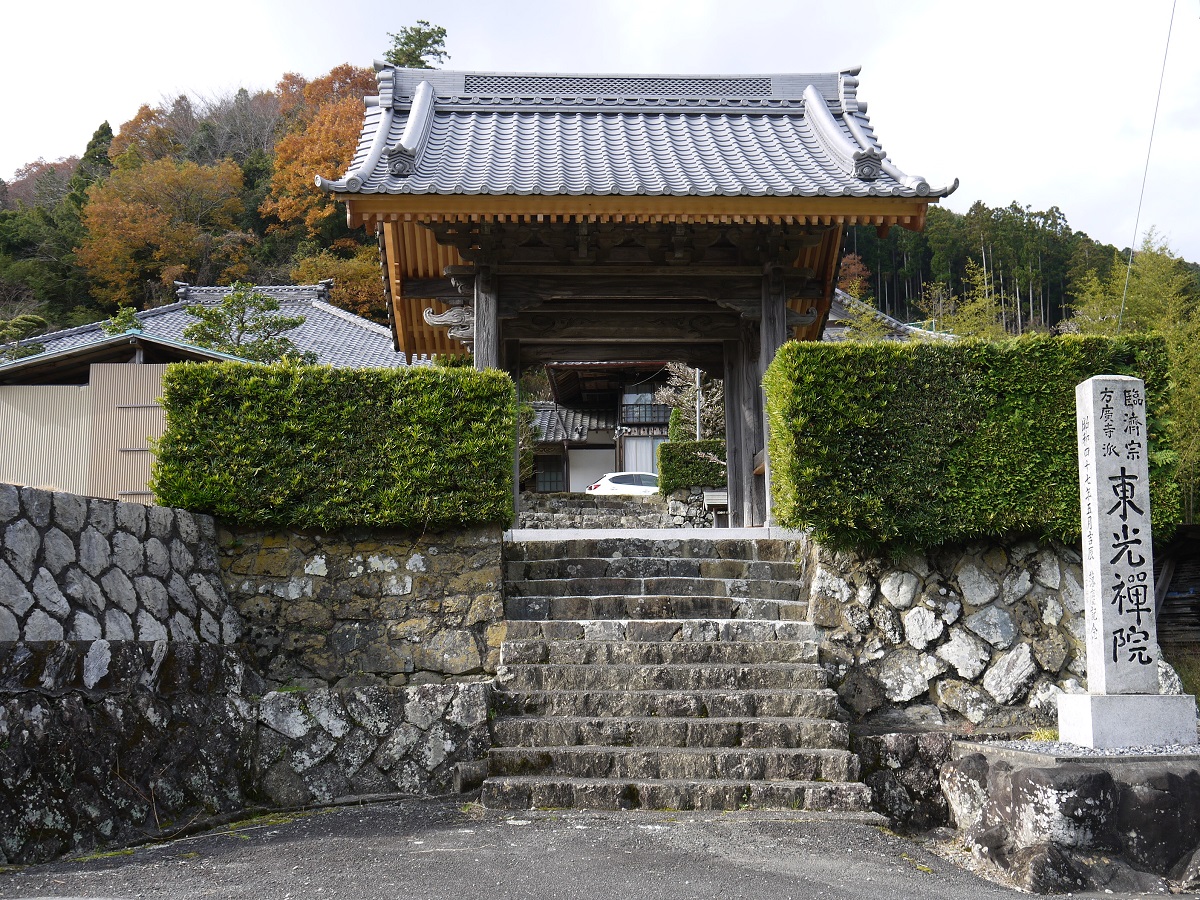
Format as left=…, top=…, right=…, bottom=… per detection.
left=532, top=401, right=617, bottom=444
left=16, top=284, right=406, bottom=368
left=319, top=66, right=955, bottom=200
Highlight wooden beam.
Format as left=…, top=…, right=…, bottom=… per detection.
left=503, top=312, right=742, bottom=342
left=520, top=342, right=725, bottom=372
left=342, top=193, right=938, bottom=225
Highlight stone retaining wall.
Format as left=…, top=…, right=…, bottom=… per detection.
left=218, top=525, right=505, bottom=689
left=0, top=641, right=255, bottom=865
left=0, top=490, right=505, bottom=865
left=517, top=489, right=717, bottom=529
left=255, top=683, right=490, bottom=806
left=807, top=539, right=1087, bottom=731
left=1, top=484, right=240, bottom=645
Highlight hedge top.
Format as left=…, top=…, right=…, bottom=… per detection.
left=152, top=362, right=516, bottom=531
left=764, top=334, right=1178, bottom=554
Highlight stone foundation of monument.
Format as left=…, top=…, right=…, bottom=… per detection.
left=1058, top=693, right=1198, bottom=749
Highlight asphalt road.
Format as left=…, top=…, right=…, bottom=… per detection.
left=0, top=797, right=1168, bottom=900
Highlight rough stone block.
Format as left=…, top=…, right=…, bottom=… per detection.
left=24, top=609, right=64, bottom=641
left=964, top=604, right=1016, bottom=649
left=0, top=560, right=35, bottom=617
left=0, top=482, right=19, bottom=523
left=956, top=561, right=999, bottom=607
left=77, top=527, right=110, bottom=577
left=902, top=605, right=944, bottom=650
left=983, top=643, right=1039, bottom=705
left=1057, top=693, right=1199, bottom=749
left=3, top=519, right=40, bottom=581
left=0, top=606, right=19, bottom=640
left=19, top=486, right=52, bottom=527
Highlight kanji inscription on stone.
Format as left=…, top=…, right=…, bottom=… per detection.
left=1076, top=375, right=1159, bottom=694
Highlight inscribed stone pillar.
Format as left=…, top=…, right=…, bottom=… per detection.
left=1058, top=375, right=1198, bottom=748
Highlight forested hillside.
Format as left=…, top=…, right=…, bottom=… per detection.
left=841, top=203, right=1200, bottom=337
left=0, top=23, right=448, bottom=336
left=2, top=21, right=1196, bottom=354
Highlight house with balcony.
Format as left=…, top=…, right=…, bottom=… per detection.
left=528, top=362, right=672, bottom=492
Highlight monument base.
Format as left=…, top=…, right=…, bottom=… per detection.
left=1058, top=693, right=1199, bottom=749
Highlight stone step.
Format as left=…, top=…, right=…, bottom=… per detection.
left=497, top=663, right=828, bottom=693
left=488, top=745, right=860, bottom=782
left=491, top=715, right=847, bottom=749
left=506, top=538, right=805, bottom=564
left=481, top=775, right=873, bottom=812
left=507, top=557, right=803, bottom=582
left=506, top=576, right=802, bottom=602
left=494, top=688, right=841, bottom=719
left=500, top=639, right=818, bottom=666
left=502, top=618, right=820, bottom=643
left=505, top=595, right=806, bottom=621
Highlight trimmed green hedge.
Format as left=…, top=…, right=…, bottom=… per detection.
left=764, top=335, right=1179, bottom=553
left=152, top=362, right=516, bottom=530
left=658, top=440, right=726, bottom=496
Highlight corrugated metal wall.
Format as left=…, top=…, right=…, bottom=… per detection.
left=85, top=364, right=168, bottom=503
left=0, top=385, right=92, bottom=494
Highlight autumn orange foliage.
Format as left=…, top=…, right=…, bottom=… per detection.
left=291, top=244, right=385, bottom=321
left=261, top=96, right=363, bottom=235
left=78, top=158, right=253, bottom=305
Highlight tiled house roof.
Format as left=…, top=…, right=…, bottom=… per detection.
left=6, top=283, right=406, bottom=369
left=531, top=401, right=617, bottom=444
left=822, top=289, right=954, bottom=342
left=318, top=67, right=957, bottom=200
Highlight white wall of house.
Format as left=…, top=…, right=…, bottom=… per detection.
left=568, top=448, right=614, bottom=492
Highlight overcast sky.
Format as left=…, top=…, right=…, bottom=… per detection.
left=3, top=0, right=1197, bottom=259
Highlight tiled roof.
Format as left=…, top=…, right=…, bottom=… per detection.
left=10, top=284, right=406, bottom=368
left=822, top=290, right=954, bottom=342
left=318, top=67, right=956, bottom=200
left=531, top=401, right=617, bottom=444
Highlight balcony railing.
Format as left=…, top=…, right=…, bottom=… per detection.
left=621, top=403, right=672, bottom=425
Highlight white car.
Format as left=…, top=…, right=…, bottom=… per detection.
left=585, top=472, right=659, bottom=496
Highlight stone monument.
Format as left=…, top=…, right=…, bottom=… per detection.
left=1058, top=375, right=1198, bottom=748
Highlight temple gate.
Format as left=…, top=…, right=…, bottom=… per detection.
left=320, top=65, right=954, bottom=526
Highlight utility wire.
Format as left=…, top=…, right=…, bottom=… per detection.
left=1117, top=0, right=1177, bottom=333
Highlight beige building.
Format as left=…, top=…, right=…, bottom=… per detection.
left=0, top=284, right=406, bottom=502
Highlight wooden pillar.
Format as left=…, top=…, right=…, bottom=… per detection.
left=504, top=338, right=521, bottom=522
left=759, top=263, right=789, bottom=526
left=743, top=322, right=766, bottom=527
left=473, top=264, right=499, bottom=370
left=723, top=339, right=746, bottom=528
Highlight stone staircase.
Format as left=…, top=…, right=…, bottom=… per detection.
left=482, top=534, right=872, bottom=812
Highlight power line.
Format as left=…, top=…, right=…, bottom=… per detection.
left=1117, top=0, right=1178, bottom=333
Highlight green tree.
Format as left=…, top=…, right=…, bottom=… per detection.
left=65, top=123, right=114, bottom=210
left=1070, top=229, right=1189, bottom=335
left=384, top=20, right=448, bottom=68
left=921, top=260, right=1007, bottom=339
left=100, top=305, right=140, bottom=334
left=1070, top=231, right=1199, bottom=519
left=0, top=312, right=47, bottom=360
left=182, top=282, right=316, bottom=363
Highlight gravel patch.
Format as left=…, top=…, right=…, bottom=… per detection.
left=987, top=738, right=1200, bottom=758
